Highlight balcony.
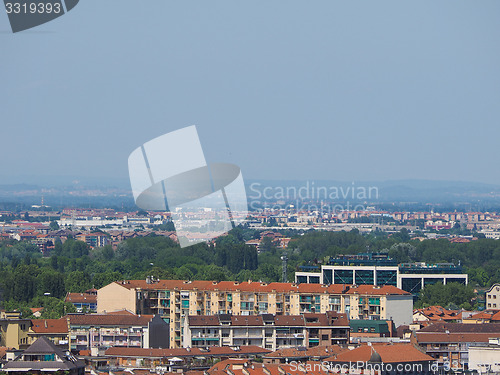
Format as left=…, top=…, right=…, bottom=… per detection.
left=194, top=334, right=219, bottom=338
left=276, top=333, right=303, bottom=338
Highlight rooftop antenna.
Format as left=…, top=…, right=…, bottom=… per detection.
left=281, top=254, right=288, bottom=283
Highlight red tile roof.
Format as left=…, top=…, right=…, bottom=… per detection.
left=326, top=343, right=433, bottom=363
left=65, top=293, right=97, bottom=304
left=68, top=313, right=153, bottom=326
left=264, top=345, right=345, bottom=359
left=30, top=318, right=68, bottom=334
left=110, top=280, right=408, bottom=295
left=274, top=315, right=305, bottom=326
left=231, top=316, right=263, bottom=326
left=188, top=315, right=220, bottom=326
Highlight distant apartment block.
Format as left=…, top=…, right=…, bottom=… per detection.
left=183, top=312, right=349, bottom=350
left=97, top=279, right=412, bottom=348
left=75, top=233, right=109, bottom=248
left=296, top=253, right=468, bottom=294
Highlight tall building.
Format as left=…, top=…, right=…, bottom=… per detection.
left=97, top=279, right=412, bottom=348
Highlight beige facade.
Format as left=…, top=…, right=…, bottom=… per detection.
left=486, top=283, right=500, bottom=310
left=97, top=281, right=136, bottom=314
left=0, top=312, right=31, bottom=349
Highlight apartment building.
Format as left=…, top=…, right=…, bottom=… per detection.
left=97, top=279, right=412, bottom=348
left=75, top=233, right=109, bottom=248
left=67, top=312, right=169, bottom=352
left=182, top=311, right=349, bottom=350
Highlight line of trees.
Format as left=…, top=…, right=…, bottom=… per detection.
left=1, top=227, right=499, bottom=316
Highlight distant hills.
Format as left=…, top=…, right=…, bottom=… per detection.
left=0, top=177, right=500, bottom=211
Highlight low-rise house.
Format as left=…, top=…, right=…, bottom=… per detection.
left=413, top=322, right=500, bottom=371
left=29, top=318, right=69, bottom=350
left=462, top=310, right=500, bottom=324
left=65, top=289, right=98, bottom=313
left=105, top=345, right=271, bottom=372
left=350, top=320, right=395, bottom=342
left=30, top=307, right=44, bottom=318
left=413, top=306, right=461, bottom=323
left=325, top=343, right=435, bottom=375
left=2, top=337, right=85, bottom=375
left=468, top=337, right=500, bottom=373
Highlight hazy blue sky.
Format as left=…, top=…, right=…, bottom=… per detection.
left=1, top=1, right=500, bottom=185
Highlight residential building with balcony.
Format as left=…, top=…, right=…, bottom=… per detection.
left=183, top=312, right=349, bottom=351
left=28, top=318, right=69, bottom=350
left=67, top=311, right=168, bottom=352
left=97, top=279, right=412, bottom=348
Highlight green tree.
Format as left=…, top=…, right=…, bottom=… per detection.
left=65, top=271, right=92, bottom=293
left=49, top=221, right=60, bottom=231
left=415, top=282, right=476, bottom=309
left=36, top=269, right=66, bottom=299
